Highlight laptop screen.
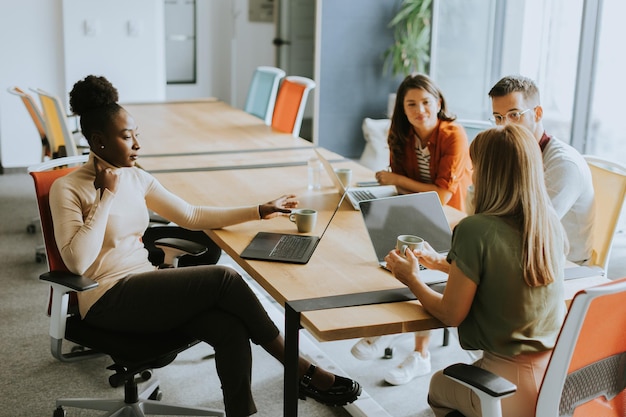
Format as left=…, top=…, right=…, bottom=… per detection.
left=359, top=192, right=452, bottom=261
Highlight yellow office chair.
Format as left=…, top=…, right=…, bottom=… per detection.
left=29, top=155, right=223, bottom=417
left=271, top=75, right=316, bottom=137
left=33, top=88, right=87, bottom=158
left=583, top=155, right=626, bottom=273
left=442, top=277, right=626, bottom=417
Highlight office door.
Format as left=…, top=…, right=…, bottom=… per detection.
left=274, top=0, right=315, bottom=139
left=274, top=0, right=315, bottom=78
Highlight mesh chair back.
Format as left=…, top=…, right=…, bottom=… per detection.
left=536, top=277, right=626, bottom=416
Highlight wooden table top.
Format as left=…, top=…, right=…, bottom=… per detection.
left=129, top=100, right=609, bottom=343
left=123, top=100, right=313, bottom=156
left=153, top=160, right=608, bottom=342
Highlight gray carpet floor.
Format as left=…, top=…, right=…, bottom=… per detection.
left=1, top=169, right=624, bottom=417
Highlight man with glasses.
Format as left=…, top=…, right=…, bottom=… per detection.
left=488, top=75, right=594, bottom=264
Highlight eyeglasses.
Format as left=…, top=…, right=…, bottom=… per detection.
left=489, top=108, right=533, bottom=125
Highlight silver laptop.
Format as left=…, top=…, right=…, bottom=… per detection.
left=359, top=192, right=452, bottom=285
left=315, top=149, right=397, bottom=210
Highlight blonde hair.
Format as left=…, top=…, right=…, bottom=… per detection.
left=469, top=124, right=564, bottom=287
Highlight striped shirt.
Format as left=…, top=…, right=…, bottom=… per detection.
left=415, top=141, right=432, bottom=183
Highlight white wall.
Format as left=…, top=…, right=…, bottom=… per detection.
left=0, top=0, right=275, bottom=169
left=62, top=0, right=165, bottom=104
left=0, top=0, right=65, bottom=168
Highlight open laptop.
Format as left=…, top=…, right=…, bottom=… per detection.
left=359, top=191, right=452, bottom=284
left=240, top=190, right=348, bottom=264
left=315, top=149, right=397, bottom=210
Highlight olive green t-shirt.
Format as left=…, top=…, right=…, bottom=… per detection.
left=447, top=214, right=566, bottom=356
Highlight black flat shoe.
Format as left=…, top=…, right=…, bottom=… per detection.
left=298, top=364, right=362, bottom=407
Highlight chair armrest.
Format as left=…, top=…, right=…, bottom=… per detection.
left=155, top=237, right=208, bottom=268
left=155, top=237, right=208, bottom=256
left=148, top=210, right=171, bottom=225
left=40, top=270, right=98, bottom=291
left=443, top=363, right=517, bottom=417
left=444, top=363, right=517, bottom=397
left=39, top=271, right=102, bottom=362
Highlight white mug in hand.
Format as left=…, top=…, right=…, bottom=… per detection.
left=396, top=235, right=424, bottom=257
left=289, top=209, right=318, bottom=233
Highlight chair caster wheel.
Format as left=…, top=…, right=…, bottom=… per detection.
left=149, top=386, right=163, bottom=401
left=109, top=374, right=123, bottom=388
left=71, top=345, right=86, bottom=353
left=53, top=406, right=66, bottom=417
left=36, top=253, right=46, bottom=263
left=140, top=369, right=153, bottom=381
left=27, top=224, right=36, bottom=234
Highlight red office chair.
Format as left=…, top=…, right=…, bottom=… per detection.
left=271, top=75, right=316, bottom=137
left=443, top=277, right=626, bottom=417
left=29, top=155, right=224, bottom=417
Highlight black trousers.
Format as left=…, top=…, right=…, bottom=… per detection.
left=84, top=265, right=280, bottom=417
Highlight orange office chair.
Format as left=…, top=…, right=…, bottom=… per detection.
left=8, top=86, right=52, bottom=238
left=442, top=277, right=626, bottom=417
left=244, top=66, right=286, bottom=125
left=29, top=155, right=224, bottom=417
left=7, top=86, right=51, bottom=161
left=271, top=75, right=316, bottom=137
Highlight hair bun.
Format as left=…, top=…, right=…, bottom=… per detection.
left=69, top=75, right=119, bottom=116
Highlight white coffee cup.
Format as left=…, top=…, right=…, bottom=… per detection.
left=289, top=209, right=318, bottom=233
left=396, top=235, right=424, bottom=257
left=334, top=168, right=352, bottom=188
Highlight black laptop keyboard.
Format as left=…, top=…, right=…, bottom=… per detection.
left=350, top=189, right=377, bottom=202
left=270, top=235, right=310, bottom=259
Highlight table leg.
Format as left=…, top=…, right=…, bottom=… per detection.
left=284, top=303, right=301, bottom=416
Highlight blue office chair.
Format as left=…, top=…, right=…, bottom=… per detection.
left=457, top=119, right=492, bottom=143
left=244, top=66, right=286, bottom=125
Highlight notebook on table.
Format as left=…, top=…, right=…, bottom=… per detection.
left=359, top=191, right=452, bottom=285
left=240, top=191, right=348, bottom=264
left=315, top=149, right=397, bottom=210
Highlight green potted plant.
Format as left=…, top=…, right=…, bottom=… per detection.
left=382, top=0, right=433, bottom=78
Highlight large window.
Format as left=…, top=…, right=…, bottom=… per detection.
left=430, top=0, right=498, bottom=121
left=587, top=0, right=626, bottom=162
left=519, top=0, right=583, bottom=143
left=431, top=0, right=624, bottom=160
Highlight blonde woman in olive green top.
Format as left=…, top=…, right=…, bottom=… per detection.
left=385, top=124, right=567, bottom=417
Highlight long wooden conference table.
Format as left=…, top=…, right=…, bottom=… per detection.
left=125, top=100, right=610, bottom=416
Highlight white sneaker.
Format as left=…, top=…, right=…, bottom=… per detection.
left=384, top=351, right=431, bottom=385
left=350, top=335, right=398, bottom=360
